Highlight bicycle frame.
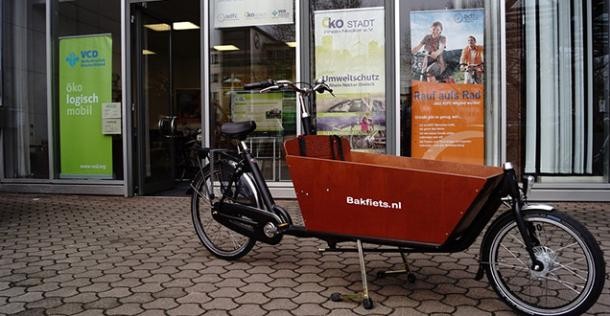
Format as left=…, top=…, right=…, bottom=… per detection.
left=192, top=79, right=604, bottom=314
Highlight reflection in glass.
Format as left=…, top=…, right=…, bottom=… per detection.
left=2, top=0, right=48, bottom=178
left=209, top=0, right=296, bottom=181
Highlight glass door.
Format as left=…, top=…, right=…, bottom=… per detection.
left=132, top=2, right=176, bottom=194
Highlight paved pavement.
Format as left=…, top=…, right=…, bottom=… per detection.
left=0, top=193, right=609, bottom=316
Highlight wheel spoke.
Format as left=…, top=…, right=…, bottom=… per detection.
left=496, top=262, right=531, bottom=272
left=500, top=243, right=529, bottom=267
left=508, top=231, right=527, bottom=248
left=551, top=260, right=588, bottom=282
left=554, top=241, right=580, bottom=253
left=545, top=272, right=585, bottom=294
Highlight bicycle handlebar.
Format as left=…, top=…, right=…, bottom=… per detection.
left=243, top=79, right=334, bottom=96
left=243, top=80, right=275, bottom=90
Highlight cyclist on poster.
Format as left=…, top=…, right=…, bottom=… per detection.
left=411, top=21, right=446, bottom=82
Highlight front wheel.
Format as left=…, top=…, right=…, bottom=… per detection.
left=481, top=210, right=605, bottom=316
left=191, top=157, right=259, bottom=260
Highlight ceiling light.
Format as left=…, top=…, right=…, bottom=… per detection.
left=144, top=23, right=171, bottom=32
left=213, top=45, right=240, bottom=51
left=173, top=22, right=200, bottom=30
left=286, top=42, right=297, bottom=48
left=142, top=49, right=157, bottom=55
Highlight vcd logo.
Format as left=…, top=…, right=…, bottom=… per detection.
left=322, top=17, right=344, bottom=29
left=81, top=50, right=99, bottom=58
left=66, top=52, right=79, bottom=68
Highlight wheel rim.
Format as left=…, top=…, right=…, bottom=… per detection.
left=193, top=163, right=256, bottom=257
left=488, top=216, right=595, bottom=315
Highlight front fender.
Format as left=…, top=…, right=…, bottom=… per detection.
left=522, top=203, right=555, bottom=211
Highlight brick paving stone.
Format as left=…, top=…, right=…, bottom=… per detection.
left=176, top=292, right=212, bottom=304
left=0, top=286, right=27, bottom=297
left=162, top=278, right=194, bottom=288
left=172, top=270, right=201, bottom=279
left=266, top=311, right=293, bottom=316
left=265, top=287, right=299, bottom=299
left=201, top=311, right=231, bottom=316
left=153, top=287, right=187, bottom=299
left=78, top=282, right=111, bottom=293
left=138, top=310, right=166, bottom=316
left=234, top=292, right=270, bottom=304
left=239, top=283, right=272, bottom=293
left=83, top=298, right=121, bottom=310
left=0, top=302, right=26, bottom=314
left=46, top=286, right=79, bottom=298
left=98, top=287, right=132, bottom=298
left=46, top=303, right=84, bottom=315
left=12, top=308, right=47, bottom=316
left=64, top=293, right=99, bottom=304
left=229, top=304, right=267, bottom=316
left=267, top=278, right=300, bottom=288
left=477, top=298, right=512, bottom=313
left=142, top=297, right=179, bottom=309
left=415, top=300, right=456, bottom=314
left=142, top=274, right=172, bottom=283
left=209, top=287, right=243, bottom=299
left=262, top=298, right=299, bottom=310
left=185, top=282, right=218, bottom=294
left=200, top=297, right=239, bottom=310
left=9, top=291, right=44, bottom=303
left=106, top=303, right=143, bottom=315
left=132, top=282, right=164, bottom=293
left=292, top=303, right=329, bottom=315
left=292, top=292, right=328, bottom=305
left=25, top=297, right=63, bottom=309
left=268, top=269, right=299, bottom=279
left=120, top=292, right=155, bottom=304
left=243, top=273, right=273, bottom=283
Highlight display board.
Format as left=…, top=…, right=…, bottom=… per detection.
left=59, top=34, right=113, bottom=178
left=410, top=9, right=485, bottom=164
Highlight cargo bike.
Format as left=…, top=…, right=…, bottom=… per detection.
left=190, top=80, right=606, bottom=315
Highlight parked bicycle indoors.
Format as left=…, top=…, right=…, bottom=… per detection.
left=188, top=79, right=606, bottom=315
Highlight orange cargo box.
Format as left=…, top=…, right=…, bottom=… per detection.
left=285, top=135, right=504, bottom=246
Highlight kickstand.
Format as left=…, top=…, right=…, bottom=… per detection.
left=376, top=251, right=416, bottom=283
left=330, top=240, right=374, bottom=309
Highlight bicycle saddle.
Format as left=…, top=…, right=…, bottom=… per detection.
left=221, top=121, right=257, bottom=140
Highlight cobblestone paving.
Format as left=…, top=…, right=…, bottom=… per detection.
left=0, top=193, right=608, bottom=315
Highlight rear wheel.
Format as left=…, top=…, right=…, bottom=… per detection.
left=191, top=157, right=259, bottom=260
left=482, top=210, right=605, bottom=316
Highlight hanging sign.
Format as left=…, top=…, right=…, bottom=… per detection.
left=59, top=34, right=113, bottom=178
left=214, top=0, right=293, bottom=28
left=410, top=9, right=485, bottom=164
left=313, top=7, right=386, bottom=153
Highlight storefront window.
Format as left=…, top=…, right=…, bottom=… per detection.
left=51, top=0, right=123, bottom=180
left=311, top=0, right=386, bottom=153
left=209, top=0, right=296, bottom=181
left=507, top=0, right=609, bottom=183
left=2, top=0, right=49, bottom=179
left=399, top=0, right=488, bottom=165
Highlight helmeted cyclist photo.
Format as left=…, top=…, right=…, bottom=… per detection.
left=411, top=21, right=446, bottom=82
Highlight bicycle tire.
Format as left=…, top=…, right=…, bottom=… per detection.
left=481, top=209, right=605, bottom=316
left=191, top=156, right=258, bottom=260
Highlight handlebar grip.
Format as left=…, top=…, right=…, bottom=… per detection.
left=243, top=80, right=274, bottom=90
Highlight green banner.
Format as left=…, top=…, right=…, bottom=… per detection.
left=59, top=34, right=113, bottom=178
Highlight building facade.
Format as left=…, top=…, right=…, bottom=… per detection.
left=1, top=0, right=609, bottom=200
